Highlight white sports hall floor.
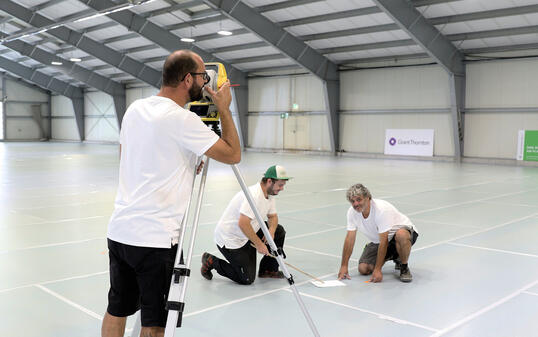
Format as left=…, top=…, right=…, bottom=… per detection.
left=1, top=142, right=537, bottom=337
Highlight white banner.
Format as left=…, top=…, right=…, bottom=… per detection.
left=384, top=129, right=434, bottom=157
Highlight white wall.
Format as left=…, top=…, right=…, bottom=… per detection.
left=84, top=91, right=119, bottom=142
left=51, top=95, right=79, bottom=141
left=4, top=79, right=50, bottom=140
left=126, top=86, right=158, bottom=108
left=248, top=75, right=331, bottom=151
left=464, top=59, right=538, bottom=159
left=339, top=65, right=454, bottom=156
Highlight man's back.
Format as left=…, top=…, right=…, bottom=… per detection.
left=108, top=96, right=218, bottom=248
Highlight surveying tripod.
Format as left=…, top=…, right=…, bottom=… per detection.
left=130, top=62, right=320, bottom=337
left=130, top=152, right=321, bottom=336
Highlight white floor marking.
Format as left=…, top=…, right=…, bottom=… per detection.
left=411, top=219, right=481, bottom=229
left=429, top=279, right=538, bottom=337
left=413, top=213, right=538, bottom=252
left=3, top=237, right=105, bottom=253
left=408, top=188, right=538, bottom=217
left=523, top=291, right=538, bottom=297
left=35, top=284, right=103, bottom=321
left=285, top=244, right=358, bottom=262
left=290, top=290, right=439, bottom=332
left=184, top=271, right=336, bottom=319
left=1, top=215, right=107, bottom=228
left=286, top=226, right=346, bottom=240
left=447, top=242, right=538, bottom=258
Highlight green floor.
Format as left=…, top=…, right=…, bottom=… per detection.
left=1, top=142, right=537, bottom=337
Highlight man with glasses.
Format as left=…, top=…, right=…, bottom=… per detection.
left=101, top=50, right=241, bottom=337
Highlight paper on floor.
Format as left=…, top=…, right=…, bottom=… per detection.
left=311, top=280, right=346, bottom=287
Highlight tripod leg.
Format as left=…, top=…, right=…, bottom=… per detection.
left=130, top=158, right=204, bottom=337
left=164, top=157, right=211, bottom=337
left=230, top=164, right=321, bottom=337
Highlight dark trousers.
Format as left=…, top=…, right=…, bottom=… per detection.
left=213, top=224, right=286, bottom=285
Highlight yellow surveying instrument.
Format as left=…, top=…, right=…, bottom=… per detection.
left=186, top=62, right=228, bottom=135
left=130, top=63, right=320, bottom=337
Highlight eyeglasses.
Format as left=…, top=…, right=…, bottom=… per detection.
left=181, top=72, right=210, bottom=85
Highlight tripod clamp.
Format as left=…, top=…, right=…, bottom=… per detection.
left=165, top=264, right=191, bottom=327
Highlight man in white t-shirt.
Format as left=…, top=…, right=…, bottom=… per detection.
left=338, top=184, right=419, bottom=283
left=102, top=50, right=241, bottom=337
left=200, top=165, right=291, bottom=285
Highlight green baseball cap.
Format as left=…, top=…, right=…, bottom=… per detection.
left=264, top=165, right=292, bottom=180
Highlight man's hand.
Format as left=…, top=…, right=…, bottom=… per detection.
left=370, top=269, right=383, bottom=283
left=255, top=241, right=269, bottom=256
left=196, top=160, right=204, bottom=175
left=338, top=266, right=351, bottom=280
left=205, top=80, right=231, bottom=113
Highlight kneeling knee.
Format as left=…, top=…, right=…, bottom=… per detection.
left=238, top=276, right=255, bottom=285
left=358, top=264, right=373, bottom=275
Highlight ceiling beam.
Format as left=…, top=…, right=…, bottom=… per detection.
left=0, top=0, right=162, bottom=88
left=202, top=0, right=340, bottom=153
left=0, top=54, right=85, bottom=140
left=2, top=37, right=126, bottom=127
left=372, top=0, right=465, bottom=158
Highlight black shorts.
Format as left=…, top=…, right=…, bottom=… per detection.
left=106, top=239, right=178, bottom=327
left=359, top=229, right=419, bottom=265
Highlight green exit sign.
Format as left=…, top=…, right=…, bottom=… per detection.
left=280, top=112, right=289, bottom=119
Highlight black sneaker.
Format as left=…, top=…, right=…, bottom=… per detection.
left=399, top=267, right=412, bottom=282
left=201, top=252, right=214, bottom=280
left=258, top=270, right=285, bottom=279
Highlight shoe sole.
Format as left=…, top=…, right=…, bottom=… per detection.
left=201, top=253, right=213, bottom=280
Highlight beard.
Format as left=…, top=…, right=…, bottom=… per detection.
left=267, top=183, right=278, bottom=196
left=188, top=81, right=203, bottom=102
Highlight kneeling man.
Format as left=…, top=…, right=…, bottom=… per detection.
left=338, top=183, right=418, bottom=282
left=201, top=165, right=290, bottom=284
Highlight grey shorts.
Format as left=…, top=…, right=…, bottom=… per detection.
left=359, top=229, right=418, bottom=265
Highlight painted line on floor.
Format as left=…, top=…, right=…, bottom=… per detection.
left=1, top=215, right=107, bottom=228
left=183, top=271, right=337, bottom=318
left=2, top=237, right=105, bottom=253
left=14, top=200, right=110, bottom=211
left=35, top=284, right=103, bottom=321
left=410, top=218, right=481, bottom=229
left=447, top=242, right=538, bottom=258
left=286, top=226, right=346, bottom=240
left=429, top=279, right=538, bottom=337
left=408, top=188, right=538, bottom=217
left=285, top=244, right=358, bottom=263
left=413, top=213, right=538, bottom=253
left=278, top=214, right=338, bottom=227
left=480, top=200, right=538, bottom=209
left=290, top=290, right=439, bottom=332
left=523, top=291, right=538, bottom=297
left=0, top=271, right=109, bottom=294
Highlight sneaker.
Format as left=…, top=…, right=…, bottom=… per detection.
left=399, top=267, right=412, bottom=282
left=258, top=270, right=285, bottom=279
left=394, top=259, right=401, bottom=270
left=201, top=252, right=214, bottom=280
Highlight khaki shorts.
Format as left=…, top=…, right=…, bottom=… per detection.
left=358, top=229, right=418, bottom=265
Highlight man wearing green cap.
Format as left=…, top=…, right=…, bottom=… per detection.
left=200, top=165, right=290, bottom=284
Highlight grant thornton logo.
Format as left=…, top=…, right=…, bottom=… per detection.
left=389, top=137, right=396, bottom=146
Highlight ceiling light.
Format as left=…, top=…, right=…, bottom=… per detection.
left=217, top=30, right=232, bottom=36
left=51, top=61, right=63, bottom=65
left=70, top=57, right=82, bottom=62
left=181, top=37, right=195, bottom=43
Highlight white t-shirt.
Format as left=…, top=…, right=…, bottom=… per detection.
left=214, top=183, right=277, bottom=249
left=346, top=199, right=416, bottom=243
left=108, top=96, right=219, bottom=248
